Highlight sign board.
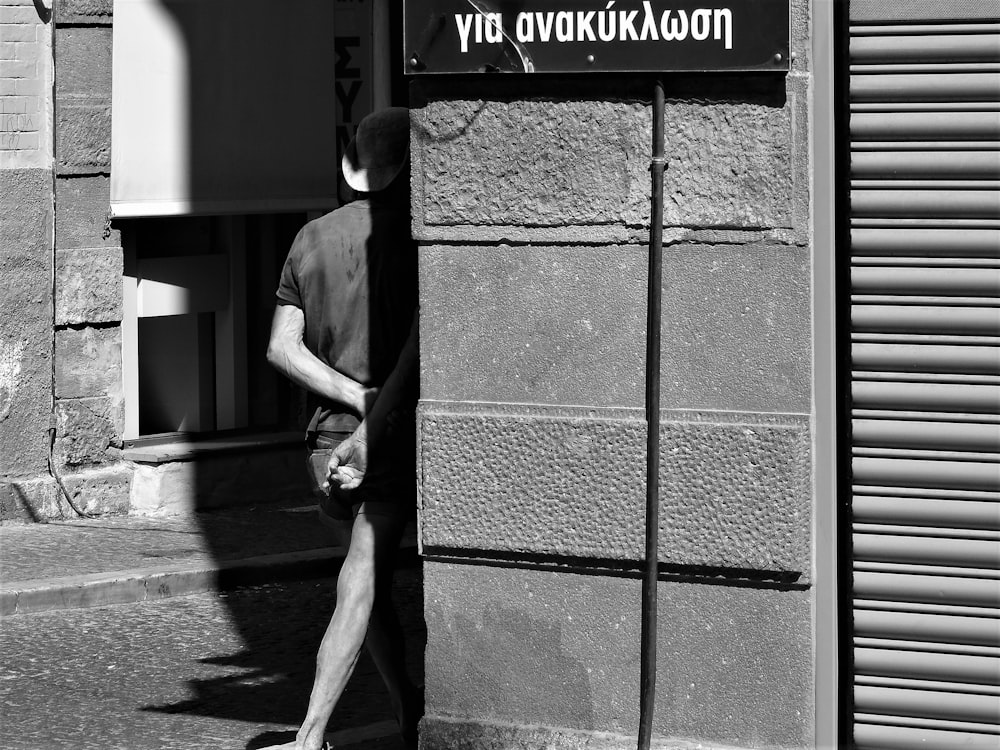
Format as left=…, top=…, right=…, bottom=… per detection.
left=404, top=0, right=790, bottom=74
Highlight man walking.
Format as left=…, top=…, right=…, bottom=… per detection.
left=263, top=107, right=422, bottom=750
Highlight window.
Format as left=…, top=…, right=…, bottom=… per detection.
left=112, top=0, right=404, bottom=439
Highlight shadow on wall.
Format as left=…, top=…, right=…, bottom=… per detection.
left=130, top=0, right=421, bottom=736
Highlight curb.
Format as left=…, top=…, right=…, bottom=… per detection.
left=0, top=546, right=355, bottom=616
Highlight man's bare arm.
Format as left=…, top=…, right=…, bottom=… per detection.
left=266, top=303, right=374, bottom=415
left=326, top=315, right=418, bottom=490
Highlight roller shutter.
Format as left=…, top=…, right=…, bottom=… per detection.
left=847, top=2, right=1000, bottom=748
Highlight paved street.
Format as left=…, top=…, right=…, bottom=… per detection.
left=1, top=566, right=425, bottom=750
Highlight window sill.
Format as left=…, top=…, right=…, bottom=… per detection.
left=123, top=430, right=304, bottom=465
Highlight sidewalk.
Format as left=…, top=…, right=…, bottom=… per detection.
left=0, top=502, right=417, bottom=616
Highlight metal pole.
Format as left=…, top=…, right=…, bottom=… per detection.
left=638, top=78, right=666, bottom=750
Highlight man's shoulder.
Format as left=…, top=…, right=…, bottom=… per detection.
left=301, top=200, right=372, bottom=243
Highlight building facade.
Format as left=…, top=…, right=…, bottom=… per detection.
left=1, top=1, right=997, bottom=748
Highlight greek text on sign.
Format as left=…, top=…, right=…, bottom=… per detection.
left=404, top=0, right=790, bottom=73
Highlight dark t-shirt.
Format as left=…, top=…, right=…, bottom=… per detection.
left=276, top=198, right=418, bottom=433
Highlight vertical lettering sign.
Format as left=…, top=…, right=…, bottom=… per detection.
left=335, top=0, right=374, bottom=205
left=405, top=0, right=789, bottom=73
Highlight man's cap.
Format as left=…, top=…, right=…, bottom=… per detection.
left=342, top=107, right=410, bottom=193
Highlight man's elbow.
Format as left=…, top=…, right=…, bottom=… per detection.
left=266, top=339, right=286, bottom=371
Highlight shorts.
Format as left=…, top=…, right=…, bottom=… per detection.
left=306, top=430, right=416, bottom=526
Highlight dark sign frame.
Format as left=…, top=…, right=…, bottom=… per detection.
left=404, top=0, right=790, bottom=74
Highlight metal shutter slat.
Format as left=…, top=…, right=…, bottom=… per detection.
left=852, top=305, right=1000, bottom=334
left=853, top=457, right=1000, bottom=492
left=852, top=419, right=1000, bottom=452
left=853, top=570, right=1000, bottom=608
left=851, top=33, right=1000, bottom=63
left=854, top=684, right=1000, bottom=725
left=855, top=722, right=1000, bottom=750
left=851, top=266, right=1000, bottom=296
left=851, top=228, right=1000, bottom=257
left=852, top=150, right=1000, bottom=179
left=851, top=111, right=1000, bottom=141
left=852, top=343, right=1000, bottom=374
left=855, top=647, right=1000, bottom=684
left=851, top=189, right=1000, bottom=219
left=851, top=72, right=1000, bottom=101
left=854, top=608, right=1000, bottom=647
left=853, top=495, right=1000, bottom=529
left=853, top=533, right=1000, bottom=568
left=851, top=381, right=1000, bottom=413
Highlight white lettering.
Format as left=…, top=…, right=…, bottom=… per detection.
left=691, top=9, right=711, bottom=40
left=715, top=8, right=733, bottom=49
left=516, top=11, right=534, bottom=42
left=455, top=13, right=473, bottom=53
left=576, top=11, right=596, bottom=41
left=556, top=11, right=574, bottom=42
left=535, top=11, right=555, bottom=42
left=640, top=1, right=659, bottom=41
left=485, top=12, right=503, bottom=43
left=598, top=2, right=617, bottom=41
left=660, top=9, right=689, bottom=41
left=619, top=9, right=639, bottom=41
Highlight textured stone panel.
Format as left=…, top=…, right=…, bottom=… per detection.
left=420, top=243, right=810, bottom=413
left=0, top=168, right=53, bottom=479
left=419, top=406, right=811, bottom=575
left=54, top=397, right=121, bottom=467
left=414, top=100, right=634, bottom=228
left=55, top=175, right=120, bottom=249
left=420, top=406, right=646, bottom=560
left=424, top=563, right=812, bottom=747
left=412, top=94, right=790, bottom=235
left=624, top=101, right=792, bottom=229
left=660, top=243, right=811, bottom=413
left=55, top=326, right=122, bottom=400
left=419, top=244, right=646, bottom=406
left=659, top=415, right=811, bottom=574
left=55, top=247, right=123, bottom=324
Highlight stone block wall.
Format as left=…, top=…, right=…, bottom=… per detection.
left=412, top=1, right=815, bottom=746
left=1, top=0, right=55, bottom=522
left=48, top=7, right=130, bottom=515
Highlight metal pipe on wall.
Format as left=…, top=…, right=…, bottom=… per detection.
left=638, top=78, right=666, bottom=750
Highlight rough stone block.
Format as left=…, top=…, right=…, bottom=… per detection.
left=58, top=463, right=131, bottom=516
left=57, top=0, right=113, bottom=25
left=54, top=27, right=111, bottom=98
left=55, top=326, right=122, bottom=401
left=2, top=475, right=64, bottom=522
left=419, top=405, right=811, bottom=576
left=129, top=447, right=313, bottom=516
left=55, top=248, right=123, bottom=324
left=0, top=480, right=38, bottom=523
left=54, top=396, right=121, bottom=467
left=419, top=244, right=646, bottom=406
left=420, top=243, right=810, bottom=413
left=55, top=102, right=111, bottom=174
left=412, top=92, right=791, bottom=239
left=0, top=168, right=53, bottom=478
left=423, top=563, right=812, bottom=748
left=55, top=175, right=120, bottom=248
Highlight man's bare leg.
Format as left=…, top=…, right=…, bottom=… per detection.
left=261, top=510, right=404, bottom=750
left=367, top=580, right=422, bottom=744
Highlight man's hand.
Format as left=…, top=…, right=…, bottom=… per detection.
left=323, top=430, right=369, bottom=492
